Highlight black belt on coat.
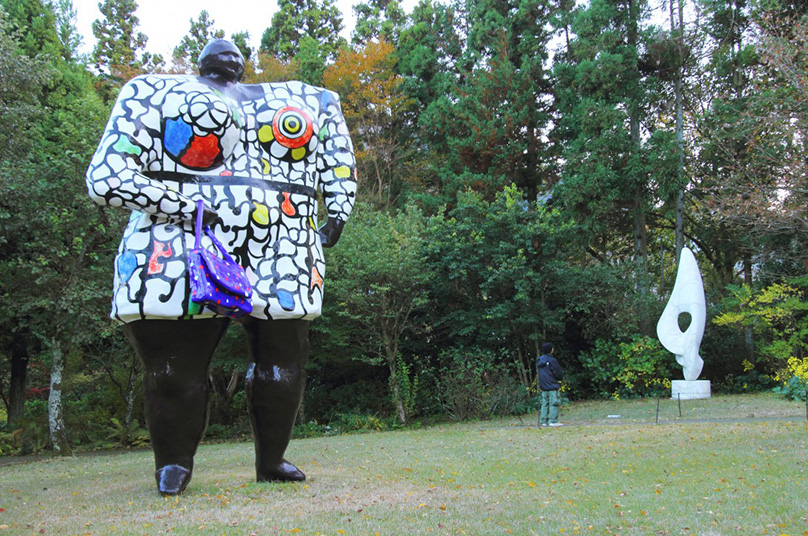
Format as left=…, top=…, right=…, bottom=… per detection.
left=149, top=172, right=318, bottom=198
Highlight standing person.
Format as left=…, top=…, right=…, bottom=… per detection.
left=86, top=39, right=356, bottom=495
left=537, top=342, right=564, bottom=427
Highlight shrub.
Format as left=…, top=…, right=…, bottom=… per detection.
left=579, top=336, right=675, bottom=399
left=773, top=357, right=808, bottom=401
left=292, top=413, right=396, bottom=439
left=714, top=278, right=808, bottom=377
left=428, top=347, right=533, bottom=420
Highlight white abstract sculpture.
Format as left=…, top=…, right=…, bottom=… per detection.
left=657, top=247, right=706, bottom=381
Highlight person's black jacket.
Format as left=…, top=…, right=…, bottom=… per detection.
left=537, top=353, right=563, bottom=391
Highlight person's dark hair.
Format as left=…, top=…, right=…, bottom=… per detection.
left=541, top=342, right=553, bottom=354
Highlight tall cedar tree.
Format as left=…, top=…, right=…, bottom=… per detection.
left=414, top=0, right=557, bottom=207
left=172, top=10, right=225, bottom=68
left=551, top=0, right=682, bottom=333
left=260, top=0, right=346, bottom=65
left=92, top=0, right=162, bottom=86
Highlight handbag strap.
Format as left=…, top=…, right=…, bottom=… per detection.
left=204, top=227, right=238, bottom=264
left=194, top=199, right=204, bottom=250
left=194, top=199, right=238, bottom=265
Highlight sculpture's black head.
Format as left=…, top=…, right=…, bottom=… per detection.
left=198, top=39, right=245, bottom=83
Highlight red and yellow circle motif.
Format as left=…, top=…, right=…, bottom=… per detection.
left=272, top=106, right=313, bottom=149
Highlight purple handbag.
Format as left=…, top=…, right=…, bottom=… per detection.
left=188, top=200, right=253, bottom=318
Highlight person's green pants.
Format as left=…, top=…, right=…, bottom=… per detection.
left=539, top=390, right=561, bottom=425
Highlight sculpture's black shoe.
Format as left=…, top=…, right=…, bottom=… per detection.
left=257, top=460, right=306, bottom=482
left=155, top=464, right=192, bottom=496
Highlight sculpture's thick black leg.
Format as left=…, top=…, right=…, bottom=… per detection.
left=243, top=318, right=309, bottom=482
left=123, top=318, right=230, bottom=495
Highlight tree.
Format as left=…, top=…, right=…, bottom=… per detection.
left=231, top=30, right=252, bottom=62
left=422, top=186, right=573, bottom=388
left=714, top=277, right=808, bottom=378
left=0, top=8, right=53, bottom=429
left=394, top=0, right=463, bottom=208
left=689, top=4, right=808, bottom=285
left=260, top=0, right=346, bottom=66
left=396, top=0, right=462, bottom=118
left=1, top=1, right=114, bottom=452
left=406, top=0, right=558, bottom=207
left=551, top=0, right=683, bottom=333
left=352, top=0, right=406, bottom=45
left=323, top=204, right=430, bottom=424
left=172, top=10, right=225, bottom=69
left=53, top=0, right=81, bottom=62
left=295, top=35, right=327, bottom=85
left=323, top=39, right=414, bottom=207
left=246, top=52, right=299, bottom=83
left=0, top=0, right=60, bottom=57
left=91, top=0, right=162, bottom=84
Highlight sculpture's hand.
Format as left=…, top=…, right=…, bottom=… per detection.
left=196, top=204, right=220, bottom=227
left=318, top=218, right=345, bottom=248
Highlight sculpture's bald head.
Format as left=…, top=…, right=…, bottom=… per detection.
left=198, top=39, right=245, bottom=83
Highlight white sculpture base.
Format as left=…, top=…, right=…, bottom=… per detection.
left=671, top=380, right=711, bottom=400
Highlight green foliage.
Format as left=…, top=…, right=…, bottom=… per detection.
left=352, top=0, right=406, bottom=45
left=426, top=347, right=533, bottom=420
left=321, top=203, right=430, bottom=422
left=415, top=0, right=556, bottom=205
left=773, top=374, right=808, bottom=402
left=717, top=370, right=778, bottom=395
left=578, top=336, right=674, bottom=399
left=230, top=30, right=252, bottom=61
left=393, top=355, right=419, bottom=419
left=3, top=0, right=808, bottom=453
left=260, top=0, right=346, bottom=65
left=422, top=186, right=575, bottom=385
left=172, top=10, right=225, bottom=67
left=0, top=0, right=60, bottom=58
left=293, top=412, right=396, bottom=438
left=714, top=277, right=808, bottom=377
left=91, top=0, right=162, bottom=82
left=105, top=417, right=149, bottom=447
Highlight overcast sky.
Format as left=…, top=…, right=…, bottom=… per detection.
left=72, top=0, right=418, bottom=60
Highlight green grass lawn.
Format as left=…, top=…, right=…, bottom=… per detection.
left=1, top=393, right=806, bottom=535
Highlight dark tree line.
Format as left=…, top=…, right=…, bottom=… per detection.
left=2, top=0, right=807, bottom=454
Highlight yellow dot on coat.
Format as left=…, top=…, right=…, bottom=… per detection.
left=334, top=166, right=351, bottom=179
left=252, top=203, right=269, bottom=225
left=258, top=125, right=274, bottom=143
left=291, top=147, right=306, bottom=160
left=262, top=158, right=271, bottom=175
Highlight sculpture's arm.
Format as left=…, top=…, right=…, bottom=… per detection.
left=316, top=89, right=356, bottom=247
left=85, top=76, right=197, bottom=222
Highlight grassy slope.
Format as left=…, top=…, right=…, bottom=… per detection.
left=1, top=394, right=806, bottom=535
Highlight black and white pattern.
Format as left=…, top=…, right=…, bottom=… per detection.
left=87, top=76, right=356, bottom=322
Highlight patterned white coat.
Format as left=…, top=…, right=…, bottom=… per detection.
left=86, top=75, right=356, bottom=323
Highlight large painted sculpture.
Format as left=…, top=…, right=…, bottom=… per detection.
left=86, top=40, right=356, bottom=495
left=657, top=247, right=710, bottom=398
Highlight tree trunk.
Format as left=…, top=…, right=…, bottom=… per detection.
left=7, top=334, right=29, bottom=428
left=634, top=204, right=651, bottom=334
left=386, top=347, right=407, bottom=425
left=388, top=358, right=407, bottom=424
left=743, top=256, right=755, bottom=360
left=673, top=0, right=686, bottom=258
left=48, top=337, right=72, bottom=455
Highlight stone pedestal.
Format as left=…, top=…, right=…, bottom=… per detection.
left=671, top=379, right=711, bottom=400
